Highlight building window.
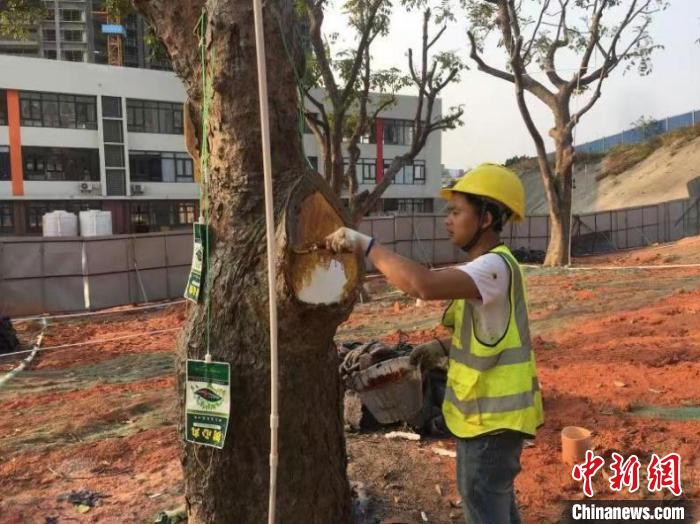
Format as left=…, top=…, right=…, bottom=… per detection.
left=22, top=147, right=100, bottom=182
left=359, top=158, right=376, bottom=183
left=102, top=96, right=122, bottom=118
left=383, top=198, right=433, bottom=214
left=385, top=119, right=414, bottom=145
left=26, top=201, right=101, bottom=234
left=384, top=159, right=426, bottom=185
left=19, top=91, right=97, bottom=129
left=61, top=9, right=82, bottom=22
left=103, top=119, right=123, bottom=143
left=0, top=202, right=13, bottom=234
left=126, top=99, right=183, bottom=135
left=340, top=157, right=377, bottom=183
left=361, top=118, right=416, bottom=145
left=129, top=151, right=194, bottom=183
left=62, top=30, right=83, bottom=42
left=104, top=145, right=125, bottom=167
left=130, top=200, right=198, bottom=233
left=0, top=147, right=10, bottom=180
left=0, top=90, right=7, bottom=125
left=62, top=50, right=84, bottom=62
left=176, top=202, right=196, bottom=225
left=43, top=29, right=56, bottom=42
left=44, top=50, right=57, bottom=60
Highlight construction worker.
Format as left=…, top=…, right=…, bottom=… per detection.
left=325, top=163, right=544, bottom=524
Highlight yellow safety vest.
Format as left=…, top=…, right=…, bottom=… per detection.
left=441, top=244, right=544, bottom=438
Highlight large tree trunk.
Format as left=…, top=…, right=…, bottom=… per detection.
left=544, top=203, right=570, bottom=266
left=542, top=129, right=574, bottom=267
left=135, top=0, right=358, bottom=522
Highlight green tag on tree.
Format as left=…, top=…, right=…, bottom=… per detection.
left=185, top=359, right=230, bottom=449
left=184, top=222, right=207, bottom=303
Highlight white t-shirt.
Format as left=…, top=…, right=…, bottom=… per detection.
left=455, top=253, right=511, bottom=345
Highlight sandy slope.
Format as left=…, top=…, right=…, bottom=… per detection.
left=521, top=135, right=700, bottom=215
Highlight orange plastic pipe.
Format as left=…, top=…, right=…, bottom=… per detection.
left=7, top=90, right=24, bottom=196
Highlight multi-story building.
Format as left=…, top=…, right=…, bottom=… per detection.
left=0, top=55, right=442, bottom=236
left=0, top=0, right=170, bottom=69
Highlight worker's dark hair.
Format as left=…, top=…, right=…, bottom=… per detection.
left=461, top=193, right=512, bottom=233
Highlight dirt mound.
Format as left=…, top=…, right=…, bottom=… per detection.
left=577, top=235, right=700, bottom=266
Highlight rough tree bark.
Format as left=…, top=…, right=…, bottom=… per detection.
left=134, top=0, right=359, bottom=522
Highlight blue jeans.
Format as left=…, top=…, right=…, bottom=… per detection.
left=456, top=431, right=524, bottom=524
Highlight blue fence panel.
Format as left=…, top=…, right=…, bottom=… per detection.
left=667, top=112, right=693, bottom=131
left=622, top=128, right=643, bottom=145
left=577, top=138, right=605, bottom=154
left=606, top=133, right=623, bottom=148
left=571, top=109, right=698, bottom=155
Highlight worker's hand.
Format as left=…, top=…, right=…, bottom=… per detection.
left=410, top=339, right=449, bottom=371
left=324, top=227, right=374, bottom=255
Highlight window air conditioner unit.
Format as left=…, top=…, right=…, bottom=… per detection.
left=131, top=183, right=144, bottom=195
left=90, top=182, right=102, bottom=191
left=79, top=182, right=91, bottom=193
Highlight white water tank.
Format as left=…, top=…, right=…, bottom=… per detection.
left=42, top=211, right=78, bottom=237
left=79, top=210, right=113, bottom=237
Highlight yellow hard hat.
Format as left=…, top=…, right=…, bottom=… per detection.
left=440, top=163, right=525, bottom=222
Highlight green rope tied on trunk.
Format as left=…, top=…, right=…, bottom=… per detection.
left=196, top=8, right=213, bottom=360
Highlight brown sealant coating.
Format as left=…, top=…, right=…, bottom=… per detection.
left=290, top=191, right=359, bottom=301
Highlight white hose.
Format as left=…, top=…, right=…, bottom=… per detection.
left=250, top=2, right=280, bottom=523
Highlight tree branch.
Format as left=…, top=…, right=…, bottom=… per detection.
left=340, top=0, right=384, bottom=105
left=543, top=0, right=570, bottom=88
left=468, top=31, right=516, bottom=84
left=522, top=0, right=550, bottom=63
left=579, top=0, right=649, bottom=85
left=510, top=35, right=557, bottom=193
left=570, top=0, right=607, bottom=87
left=305, top=1, right=340, bottom=103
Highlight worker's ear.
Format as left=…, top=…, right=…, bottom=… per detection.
left=481, top=208, right=494, bottom=231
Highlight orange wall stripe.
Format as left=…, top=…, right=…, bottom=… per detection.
left=7, top=90, right=24, bottom=196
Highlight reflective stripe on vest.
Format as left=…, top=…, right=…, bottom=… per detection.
left=442, top=244, right=544, bottom=438
left=444, top=376, right=540, bottom=416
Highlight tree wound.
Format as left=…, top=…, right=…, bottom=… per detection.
left=289, top=192, right=359, bottom=304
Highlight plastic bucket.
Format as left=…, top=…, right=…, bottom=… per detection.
left=561, top=426, right=592, bottom=465
left=349, top=356, right=422, bottom=424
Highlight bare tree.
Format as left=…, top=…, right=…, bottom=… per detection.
left=302, top=0, right=465, bottom=222
left=134, top=0, right=360, bottom=521
left=465, top=0, right=667, bottom=265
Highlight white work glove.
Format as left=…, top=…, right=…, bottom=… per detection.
left=324, top=227, right=375, bottom=256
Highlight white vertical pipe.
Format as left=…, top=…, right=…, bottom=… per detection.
left=250, top=1, right=280, bottom=523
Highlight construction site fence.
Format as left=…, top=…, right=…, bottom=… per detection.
left=576, top=109, right=700, bottom=155
left=1, top=197, right=699, bottom=316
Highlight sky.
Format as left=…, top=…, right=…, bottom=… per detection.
left=322, top=0, right=700, bottom=169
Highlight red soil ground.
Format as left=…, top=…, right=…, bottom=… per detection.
left=1, top=238, right=699, bottom=523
